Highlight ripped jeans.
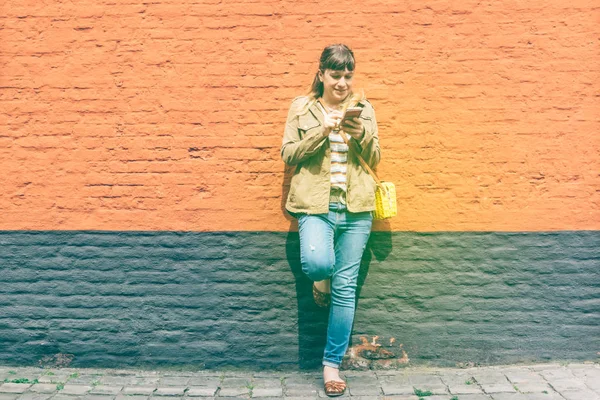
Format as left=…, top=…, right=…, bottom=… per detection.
left=298, top=202, right=373, bottom=368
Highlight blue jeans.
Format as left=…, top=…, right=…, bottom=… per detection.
left=298, top=203, right=373, bottom=368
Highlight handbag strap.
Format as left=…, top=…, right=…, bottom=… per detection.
left=317, top=101, right=383, bottom=189
left=338, top=129, right=383, bottom=188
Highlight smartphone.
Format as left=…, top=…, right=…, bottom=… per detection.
left=341, top=107, right=363, bottom=123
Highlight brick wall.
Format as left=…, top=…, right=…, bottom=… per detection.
left=0, top=231, right=598, bottom=369
left=1, top=0, right=599, bottom=370
left=1, top=0, right=598, bottom=232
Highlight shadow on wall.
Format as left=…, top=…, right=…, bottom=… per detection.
left=281, top=164, right=393, bottom=369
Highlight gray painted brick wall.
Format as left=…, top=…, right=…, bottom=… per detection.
left=0, top=231, right=598, bottom=369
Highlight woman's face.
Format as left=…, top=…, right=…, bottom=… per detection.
left=319, top=68, right=354, bottom=104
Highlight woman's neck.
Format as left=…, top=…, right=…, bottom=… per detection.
left=319, top=96, right=342, bottom=111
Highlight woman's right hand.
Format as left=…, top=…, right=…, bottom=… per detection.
left=322, top=110, right=343, bottom=137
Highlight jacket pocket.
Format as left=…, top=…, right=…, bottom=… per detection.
left=298, top=114, right=321, bottom=137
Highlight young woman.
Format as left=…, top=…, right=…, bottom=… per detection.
left=281, top=44, right=380, bottom=397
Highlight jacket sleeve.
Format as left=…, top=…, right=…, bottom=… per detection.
left=280, top=99, right=328, bottom=166
left=352, top=101, right=381, bottom=169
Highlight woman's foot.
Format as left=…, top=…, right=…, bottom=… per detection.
left=323, top=366, right=346, bottom=397
left=314, top=279, right=331, bottom=294
left=313, top=279, right=331, bottom=307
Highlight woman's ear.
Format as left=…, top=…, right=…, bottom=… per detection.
left=317, top=70, right=323, bottom=82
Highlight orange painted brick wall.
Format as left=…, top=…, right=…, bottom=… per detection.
left=1, top=0, right=598, bottom=231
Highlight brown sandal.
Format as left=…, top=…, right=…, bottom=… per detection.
left=324, top=380, right=346, bottom=397
left=312, top=283, right=331, bottom=307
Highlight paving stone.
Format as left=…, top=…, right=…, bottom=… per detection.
left=38, top=375, right=72, bottom=385
left=503, top=369, right=545, bottom=384
left=565, top=366, right=600, bottom=388
left=110, top=370, right=139, bottom=376
left=529, top=364, right=562, bottom=371
left=189, top=371, right=221, bottom=378
left=2, top=370, right=41, bottom=381
left=547, top=378, right=588, bottom=392
left=438, top=371, right=475, bottom=381
left=0, top=385, right=31, bottom=394
left=216, top=387, right=248, bottom=397
left=537, top=368, right=576, bottom=381
left=60, top=385, right=93, bottom=395
left=214, top=397, right=246, bottom=400
left=343, top=397, right=379, bottom=400
left=439, top=373, right=482, bottom=395
left=479, top=382, right=517, bottom=394
left=380, top=375, right=411, bottom=384
left=185, top=387, right=217, bottom=397
left=29, top=384, right=57, bottom=394
left=447, top=384, right=484, bottom=394
left=131, top=378, right=161, bottom=386
left=424, top=396, right=465, bottom=400
left=0, top=372, right=14, bottom=382
left=162, top=372, right=195, bottom=377
left=2, top=375, right=41, bottom=384
left=283, top=386, right=318, bottom=396
left=347, top=385, right=381, bottom=396
left=346, top=376, right=378, bottom=386
left=99, top=377, right=144, bottom=386
left=251, top=379, right=282, bottom=388
left=222, top=377, right=250, bottom=386
left=447, top=395, right=493, bottom=400
left=586, top=379, right=600, bottom=392
left=510, top=381, right=551, bottom=393
left=68, top=376, right=100, bottom=386
left=122, top=386, right=156, bottom=395
left=251, top=372, right=287, bottom=379
left=282, top=397, right=319, bottom=400
left=115, top=395, right=149, bottom=400
left=490, top=393, right=563, bottom=400
left=14, top=393, right=54, bottom=400
left=153, top=387, right=187, bottom=396
left=563, top=363, right=597, bottom=372
left=186, top=398, right=215, bottom=400
left=50, top=395, right=87, bottom=400
left=560, top=389, right=600, bottom=400
left=380, top=382, right=415, bottom=395
left=519, top=394, right=563, bottom=400
left=375, top=369, right=411, bottom=376
left=408, top=375, right=448, bottom=395
left=81, top=396, right=116, bottom=400
left=343, top=371, right=378, bottom=379
left=157, top=377, right=190, bottom=387
left=251, top=387, right=283, bottom=397
left=97, top=378, right=127, bottom=386
left=283, top=374, right=317, bottom=384
left=88, top=386, right=122, bottom=395
left=186, top=378, right=219, bottom=388
left=472, top=372, right=509, bottom=384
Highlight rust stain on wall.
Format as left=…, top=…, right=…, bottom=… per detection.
left=343, top=336, right=410, bottom=370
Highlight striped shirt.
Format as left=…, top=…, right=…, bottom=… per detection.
left=316, top=101, right=349, bottom=192
left=329, top=130, right=348, bottom=192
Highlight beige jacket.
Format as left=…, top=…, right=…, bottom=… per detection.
left=281, top=96, right=381, bottom=215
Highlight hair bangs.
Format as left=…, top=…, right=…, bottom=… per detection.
left=320, top=45, right=355, bottom=72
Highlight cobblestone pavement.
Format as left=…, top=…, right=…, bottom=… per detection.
left=1, top=363, right=599, bottom=400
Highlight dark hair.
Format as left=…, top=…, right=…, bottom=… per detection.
left=309, top=44, right=355, bottom=98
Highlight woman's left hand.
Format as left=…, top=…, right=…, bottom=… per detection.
left=340, top=117, right=365, bottom=141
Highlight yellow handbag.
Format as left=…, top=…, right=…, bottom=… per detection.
left=337, top=130, right=397, bottom=220
left=373, top=181, right=397, bottom=220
